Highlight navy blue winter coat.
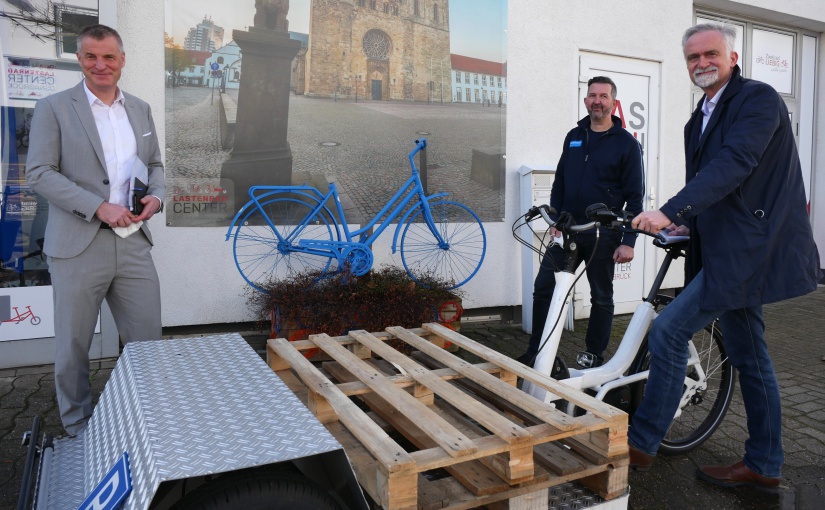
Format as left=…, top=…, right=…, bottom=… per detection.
left=661, top=66, right=821, bottom=310
left=550, top=115, right=644, bottom=247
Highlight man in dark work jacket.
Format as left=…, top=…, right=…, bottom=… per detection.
left=520, top=76, right=644, bottom=369
left=628, top=23, right=821, bottom=493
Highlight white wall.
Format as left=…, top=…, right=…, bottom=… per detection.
left=113, top=0, right=824, bottom=328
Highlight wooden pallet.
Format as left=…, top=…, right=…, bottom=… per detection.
left=267, top=323, right=629, bottom=510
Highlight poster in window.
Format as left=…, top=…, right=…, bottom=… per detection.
left=751, top=28, right=794, bottom=94
left=164, top=0, right=508, bottom=227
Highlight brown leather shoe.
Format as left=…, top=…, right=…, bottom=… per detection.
left=697, top=461, right=780, bottom=493
left=629, top=445, right=655, bottom=472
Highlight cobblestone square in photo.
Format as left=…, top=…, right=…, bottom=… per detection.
left=165, top=86, right=506, bottom=226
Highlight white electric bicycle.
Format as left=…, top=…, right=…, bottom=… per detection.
left=512, top=203, right=735, bottom=454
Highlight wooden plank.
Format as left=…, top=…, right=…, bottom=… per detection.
left=283, top=327, right=436, bottom=352
left=326, top=420, right=418, bottom=510
left=421, top=323, right=627, bottom=424
left=533, top=442, right=587, bottom=476
left=310, top=333, right=478, bottom=458
left=349, top=330, right=534, bottom=446
left=579, top=464, right=629, bottom=500
left=387, top=327, right=584, bottom=431
left=268, top=338, right=416, bottom=474
left=335, top=363, right=502, bottom=396
left=323, top=361, right=511, bottom=497
left=431, top=400, right=539, bottom=485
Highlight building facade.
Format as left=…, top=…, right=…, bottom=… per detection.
left=184, top=16, right=225, bottom=53
left=304, top=0, right=451, bottom=101
left=1, top=0, right=824, bottom=368
left=451, top=54, right=506, bottom=105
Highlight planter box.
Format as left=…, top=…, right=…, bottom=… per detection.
left=270, top=296, right=464, bottom=356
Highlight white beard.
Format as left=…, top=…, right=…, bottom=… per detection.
left=693, top=67, right=719, bottom=88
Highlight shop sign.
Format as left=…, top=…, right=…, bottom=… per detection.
left=5, top=57, right=83, bottom=101
left=167, top=178, right=235, bottom=226
left=751, top=29, right=794, bottom=95
left=0, top=286, right=54, bottom=342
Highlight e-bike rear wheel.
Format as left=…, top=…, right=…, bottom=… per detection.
left=631, top=296, right=736, bottom=455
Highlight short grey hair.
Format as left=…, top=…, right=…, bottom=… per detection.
left=76, top=24, right=124, bottom=54
left=682, top=23, right=736, bottom=57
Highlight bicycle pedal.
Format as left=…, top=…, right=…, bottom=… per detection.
left=576, top=351, right=602, bottom=368
left=551, top=356, right=570, bottom=380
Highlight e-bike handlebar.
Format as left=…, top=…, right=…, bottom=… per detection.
left=521, top=203, right=690, bottom=245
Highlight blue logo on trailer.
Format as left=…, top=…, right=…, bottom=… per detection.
left=76, top=452, right=132, bottom=510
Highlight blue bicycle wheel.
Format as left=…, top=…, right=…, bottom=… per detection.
left=231, top=197, right=337, bottom=292
left=400, top=200, right=486, bottom=289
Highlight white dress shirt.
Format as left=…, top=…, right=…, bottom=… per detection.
left=701, top=79, right=731, bottom=133
left=83, top=81, right=137, bottom=208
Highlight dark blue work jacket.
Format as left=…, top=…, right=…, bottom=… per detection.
left=550, top=115, right=644, bottom=248
left=661, top=66, right=821, bottom=310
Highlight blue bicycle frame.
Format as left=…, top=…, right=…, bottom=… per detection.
left=225, top=139, right=450, bottom=263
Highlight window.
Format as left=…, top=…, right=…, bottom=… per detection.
left=455, top=71, right=460, bottom=83
left=473, top=73, right=478, bottom=85
left=393, top=5, right=399, bottom=15
left=358, top=0, right=365, bottom=5
left=384, top=3, right=389, bottom=13
left=466, top=87, right=470, bottom=101
left=456, top=89, right=462, bottom=102
left=433, top=3, right=438, bottom=22
left=464, top=72, right=469, bottom=84
left=55, top=4, right=98, bottom=58
left=370, top=0, right=376, bottom=9
left=498, top=76, right=502, bottom=87
left=414, top=0, right=420, bottom=16
left=217, top=56, right=224, bottom=64
left=482, top=75, right=487, bottom=86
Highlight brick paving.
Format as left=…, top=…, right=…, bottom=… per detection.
left=1, top=287, right=823, bottom=509
left=166, top=86, right=505, bottom=224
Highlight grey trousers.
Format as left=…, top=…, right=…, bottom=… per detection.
left=49, top=227, right=162, bottom=435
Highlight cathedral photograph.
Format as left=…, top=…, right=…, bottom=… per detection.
left=164, top=0, right=507, bottom=227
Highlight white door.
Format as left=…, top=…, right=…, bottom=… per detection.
left=574, top=53, right=661, bottom=318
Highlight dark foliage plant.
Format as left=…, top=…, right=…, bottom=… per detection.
left=249, top=266, right=463, bottom=338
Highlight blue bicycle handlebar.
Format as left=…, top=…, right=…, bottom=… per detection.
left=408, top=138, right=428, bottom=171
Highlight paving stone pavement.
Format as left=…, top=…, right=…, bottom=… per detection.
left=1, top=287, right=823, bottom=509
left=165, top=86, right=506, bottom=225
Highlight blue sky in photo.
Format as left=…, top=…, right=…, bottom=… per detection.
left=166, top=0, right=507, bottom=62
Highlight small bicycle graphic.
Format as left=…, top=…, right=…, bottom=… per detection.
left=1, top=306, right=41, bottom=326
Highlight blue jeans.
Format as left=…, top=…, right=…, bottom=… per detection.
left=529, top=232, right=620, bottom=359
left=628, top=270, right=783, bottom=478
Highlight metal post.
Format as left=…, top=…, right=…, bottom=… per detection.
left=440, top=58, right=443, bottom=106
left=419, top=143, right=428, bottom=195
left=334, top=73, right=338, bottom=102
left=355, top=75, right=359, bottom=103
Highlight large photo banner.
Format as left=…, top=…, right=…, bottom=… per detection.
left=164, top=0, right=508, bottom=227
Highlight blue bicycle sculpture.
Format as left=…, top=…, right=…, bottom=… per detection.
left=226, top=139, right=487, bottom=292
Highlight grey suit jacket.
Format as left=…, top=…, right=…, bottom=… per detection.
left=26, top=81, right=165, bottom=259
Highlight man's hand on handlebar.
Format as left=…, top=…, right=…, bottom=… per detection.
left=664, top=224, right=690, bottom=236
left=613, top=245, right=634, bottom=263
left=632, top=210, right=672, bottom=234
left=549, top=226, right=561, bottom=238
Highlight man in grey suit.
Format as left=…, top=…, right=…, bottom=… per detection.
left=26, top=24, right=165, bottom=436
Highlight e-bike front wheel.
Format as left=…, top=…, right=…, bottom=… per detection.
left=400, top=200, right=486, bottom=290
left=231, top=197, right=337, bottom=292
left=632, top=304, right=735, bottom=455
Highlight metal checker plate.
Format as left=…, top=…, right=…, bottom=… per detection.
left=50, top=333, right=343, bottom=510
left=42, top=435, right=85, bottom=510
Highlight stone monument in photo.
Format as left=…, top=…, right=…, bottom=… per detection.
left=221, top=0, right=301, bottom=212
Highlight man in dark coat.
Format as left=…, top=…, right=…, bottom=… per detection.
left=519, top=76, right=644, bottom=369
left=627, top=23, right=821, bottom=492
